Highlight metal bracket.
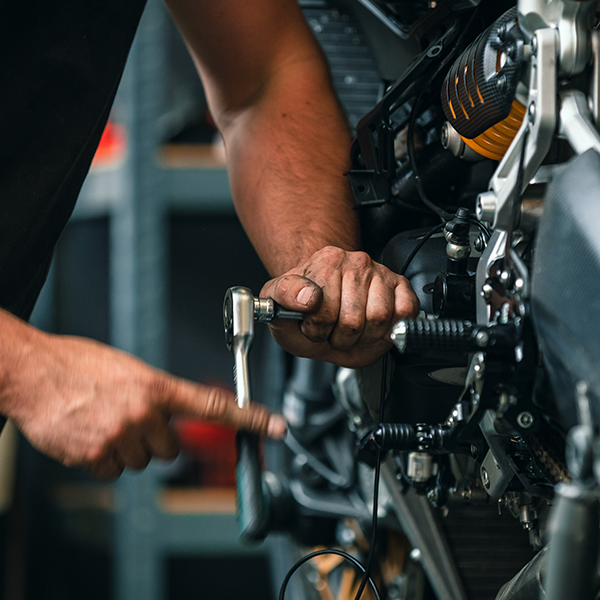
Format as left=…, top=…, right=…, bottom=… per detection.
left=559, top=89, right=600, bottom=155
left=478, top=26, right=557, bottom=232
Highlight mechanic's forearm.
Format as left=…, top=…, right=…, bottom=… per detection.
left=223, top=67, right=360, bottom=276
left=0, top=309, right=44, bottom=418
left=165, top=0, right=360, bottom=277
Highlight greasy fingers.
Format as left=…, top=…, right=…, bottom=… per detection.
left=157, top=376, right=287, bottom=440
left=259, top=274, right=323, bottom=314
left=260, top=246, right=420, bottom=367
left=361, top=277, right=396, bottom=345
left=395, top=277, right=420, bottom=321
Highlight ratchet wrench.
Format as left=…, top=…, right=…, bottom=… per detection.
left=223, top=287, right=302, bottom=542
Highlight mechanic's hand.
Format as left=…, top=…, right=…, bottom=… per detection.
left=3, top=327, right=286, bottom=480
left=260, top=247, right=419, bottom=368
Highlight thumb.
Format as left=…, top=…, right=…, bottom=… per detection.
left=155, top=376, right=287, bottom=440
left=260, top=274, right=323, bottom=314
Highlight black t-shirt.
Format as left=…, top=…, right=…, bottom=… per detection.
left=0, top=0, right=147, bottom=319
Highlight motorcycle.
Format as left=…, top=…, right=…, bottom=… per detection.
left=226, top=1, right=600, bottom=598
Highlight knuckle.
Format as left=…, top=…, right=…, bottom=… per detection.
left=273, top=276, right=294, bottom=300
left=247, top=406, right=269, bottom=432
left=350, top=251, right=371, bottom=271
left=301, top=318, right=333, bottom=342
left=149, top=373, right=171, bottom=401
left=129, top=403, right=151, bottom=427
left=366, top=306, right=390, bottom=329
left=317, top=246, right=344, bottom=264
left=336, top=312, right=364, bottom=336
left=85, top=444, right=108, bottom=466
left=106, top=422, right=126, bottom=447
left=202, top=387, right=229, bottom=420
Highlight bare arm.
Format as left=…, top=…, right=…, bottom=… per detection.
left=165, top=0, right=419, bottom=366
left=164, top=0, right=359, bottom=275
left=0, top=309, right=285, bottom=478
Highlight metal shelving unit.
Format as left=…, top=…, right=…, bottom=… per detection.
left=58, top=2, right=257, bottom=599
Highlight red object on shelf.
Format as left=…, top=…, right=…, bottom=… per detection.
left=91, top=120, right=126, bottom=167
left=176, top=419, right=237, bottom=487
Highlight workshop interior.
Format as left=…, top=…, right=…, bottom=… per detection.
left=3, top=0, right=600, bottom=598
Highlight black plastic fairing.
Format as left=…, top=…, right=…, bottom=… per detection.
left=531, top=150, right=600, bottom=429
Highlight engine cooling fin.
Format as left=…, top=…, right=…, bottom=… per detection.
left=441, top=7, right=526, bottom=158
left=440, top=504, right=536, bottom=600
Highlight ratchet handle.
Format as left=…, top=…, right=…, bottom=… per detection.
left=236, top=431, right=269, bottom=543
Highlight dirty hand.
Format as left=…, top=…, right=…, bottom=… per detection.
left=260, top=247, right=419, bottom=368
left=2, top=322, right=286, bottom=479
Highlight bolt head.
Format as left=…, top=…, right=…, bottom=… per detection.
left=475, top=330, right=490, bottom=348
left=481, top=466, right=490, bottom=489
left=531, top=35, right=538, bottom=56
left=528, top=102, right=536, bottom=124
left=410, top=548, right=422, bottom=563
left=474, top=234, right=487, bottom=253
left=496, top=74, right=507, bottom=94
left=517, top=411, right=534, bottom=429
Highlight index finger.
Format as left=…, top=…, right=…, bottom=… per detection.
left=153, top=375, right=287, bottom=440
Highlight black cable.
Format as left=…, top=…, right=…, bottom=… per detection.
left=278, top=549, right=382, bottom=600
left=407, top=2, right=488, bottom=222
left=278, top=354, right=389, bottom=600
left=399, top=223, right=445, bottom=276
left=351, top=352, right=387, bottom=600
left=472, top=218, right=491, bottom=240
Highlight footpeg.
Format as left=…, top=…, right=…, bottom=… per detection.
left=391, top=318, right=519, bottom=355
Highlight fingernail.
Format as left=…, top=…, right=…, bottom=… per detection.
left=267, top=415, right=288, bottom=440
left=296, top=286, right=314, bottom=306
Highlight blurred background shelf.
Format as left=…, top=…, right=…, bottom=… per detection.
left=49, top=483, right=258, bottom=556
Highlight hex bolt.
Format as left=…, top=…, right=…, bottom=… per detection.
left=475, top=330, right=490, bottom=348
left=496, top=74, right=507, bottom=94
left=481, top=283, right=493, bottom=299
left=517, top=411, right=534, bottom=429
left=481, top=466, right=491, bottom=489
left=474, top=234, right=487, bottom=253
left=531, top=35, right=538, bottom=57
left=497, top=22, right=507, bottom=41
left=528, top=102, right=536, bottom=124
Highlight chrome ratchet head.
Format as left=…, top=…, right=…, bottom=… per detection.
left=223, top=286, right=255, bottom=352
left=223, top=287, right=255, bottom=409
